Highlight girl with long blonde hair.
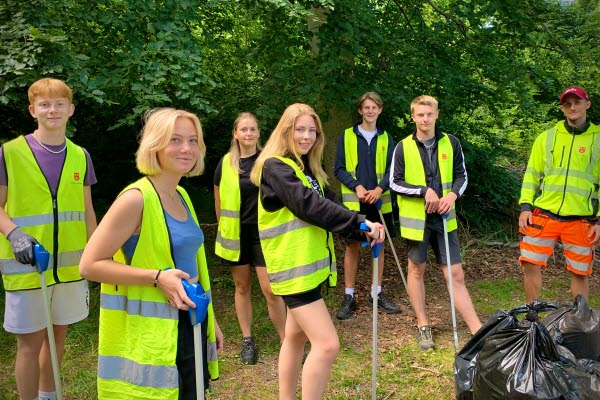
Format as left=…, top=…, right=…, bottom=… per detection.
left=251, top=103, right=384, bottom=400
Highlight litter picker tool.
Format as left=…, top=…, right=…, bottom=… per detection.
left=442, top=214, right=459, bottom=352
left=374, top=199, right=408, bottom=294
left=181, top=279, right=210, bottom=400
left=360, top=222, right=383, bottom=400
left=33, top=244, right=63, bottom=400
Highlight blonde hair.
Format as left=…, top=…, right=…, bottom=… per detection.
left=228, top=112, right=261, bottom=173
left=410, top=95, right=438, bottom=114
left=136, top=108, right=206, bottom=177
left=357, top=91, right=383, bottom=111
left=250, top=103, right=328, bottom=186
left=28, top=78, right=73, bottom=104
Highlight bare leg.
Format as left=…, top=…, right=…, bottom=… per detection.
left=39, top=324, right=68, bottom=392
left=16, top=329, right=46, bottom=400
left=279, top=299, right=339, bottom=400
left=570, top=272, right=589, bottom=301
left=343, top=242, right=361, bottom=290
left=407, top=259, right=428, bottom=327
left=278, top=308, right=307, bottom=400
left=256, top=266, right=287, bottom=341
left=522, top=262, right=543, bottom=303
left=441, top=263, right=482, bottom=334
left=231, top=264, right=253, bottom=337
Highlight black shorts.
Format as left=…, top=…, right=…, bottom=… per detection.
left=347, top=203, right=396, bottom=243
left=406, top=218, right=461, bottom=265
left=281, top=284, right=323, bottom=309
left=177, top=309, right=209, bottom=399
left=221, top=224, right=266, bottom=267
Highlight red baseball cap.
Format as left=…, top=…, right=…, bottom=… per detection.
left=560, top=86, right=589, bottom=103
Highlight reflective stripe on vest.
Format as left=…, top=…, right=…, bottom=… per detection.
left=398, top=134, right=456, bottom=241
left=215, top=153, right=242, bottom=261
left=341, top=128, right=392, bottom=213
left=258, top=157, right=337, bottom=295
left=538, top=123, right=600, bottom=215
left=0, top=136, right=87, bottom=291
left=98, top=178, right=218, bottom=399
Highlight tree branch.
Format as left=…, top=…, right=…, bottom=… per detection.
left=392, top=0, right=415, bottom=32
left=425, top=0, right=467, bottom=38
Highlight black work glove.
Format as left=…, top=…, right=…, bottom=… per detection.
left=7, top=227, right=38, bottom=266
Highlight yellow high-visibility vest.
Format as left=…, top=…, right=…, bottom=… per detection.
left=215, top=153, right=242, bottom=261
left=98, top=177, right=218, bottom=399
left=341, top=128, right=392, bottom=213
left=519, top=121, right=600, bottom=217
left=0, top=136, right=87, bottom=291
left=258, top=157, right=336, bottom=295
left=398, top=134, right=456, bottom=241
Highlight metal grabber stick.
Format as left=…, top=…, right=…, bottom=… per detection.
left=360, top=222, right=383, bottom=400
left=181, top=279, right=210, bottom=399
left=442, top=214, right=459, bottom=352
left=33, top=244, right=63, bottom=400
left=375, top=201, right=408, bottom=294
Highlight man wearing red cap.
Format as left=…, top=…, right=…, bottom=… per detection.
left=519, top=86, right=600, bottom=302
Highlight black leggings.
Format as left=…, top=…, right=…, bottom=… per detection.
left=177, top=309, right=209, bottom=400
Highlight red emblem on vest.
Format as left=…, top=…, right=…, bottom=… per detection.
left=74, top=172, right=80, bottom=181
left=579, top=147, right=586, bottom=154
left=442, top=153, right=447, bottom=160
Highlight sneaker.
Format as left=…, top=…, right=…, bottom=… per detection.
left=368, top=292, right=402, bottom=314
left=336, top=294, right=357, bottom=320
left=240, top=336, right=258, bottom=364
left=416, top=326, right=435, bottom=351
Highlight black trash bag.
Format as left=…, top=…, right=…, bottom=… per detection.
left=471, top=300, right=594, bottom=400
left=454, top=305, right=526, bottom=400
left=572, top=359, right=600, bottom=398
left=543, top=294, right=600, bottom=361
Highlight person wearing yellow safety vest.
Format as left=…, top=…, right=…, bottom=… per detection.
left=390, top=95, right=481, bottom=352
left=0, top=78, right=97, bottom=400
left=250, top=103, right=384, bottom=400
left=80, top=108, right=223, bottom=400
left=334, top=91, right=401, bottom=320
left=214, top=112, right=286, bottom=365
left=519, top=86, right=600, bottom=304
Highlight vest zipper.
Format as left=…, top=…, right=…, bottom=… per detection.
left=556, top=134, right=576, bottom=215
left=52, top=195, right=60, bottom=283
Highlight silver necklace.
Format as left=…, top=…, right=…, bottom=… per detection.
left=33, top=132, right=66, bottom=154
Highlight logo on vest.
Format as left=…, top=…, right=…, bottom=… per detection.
left=442, top=153, right=447, bottom=160
left=74, top=172, right=80, bottom=181
left=579, top=147, right=586, bottom=154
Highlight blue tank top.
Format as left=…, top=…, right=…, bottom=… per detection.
left=122, top=194, right=203, bottom=279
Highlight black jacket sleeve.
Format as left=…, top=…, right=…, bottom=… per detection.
left=261, top=158, right=365, bottom=234
left=448, top=134, right=468, bottom=197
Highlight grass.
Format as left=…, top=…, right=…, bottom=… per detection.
left=1, top=239, right=599, bottom=399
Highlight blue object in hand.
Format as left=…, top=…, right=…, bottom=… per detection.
left=375, top=198, right=382, bottom=211
left=181, top=279, right=210, bottom=325
left=33, top=244, right=50, bottom=274
left=359, top=222, right=383, bottom=258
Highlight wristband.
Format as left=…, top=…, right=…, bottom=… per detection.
left=154, top=270, right=162, bottom=287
